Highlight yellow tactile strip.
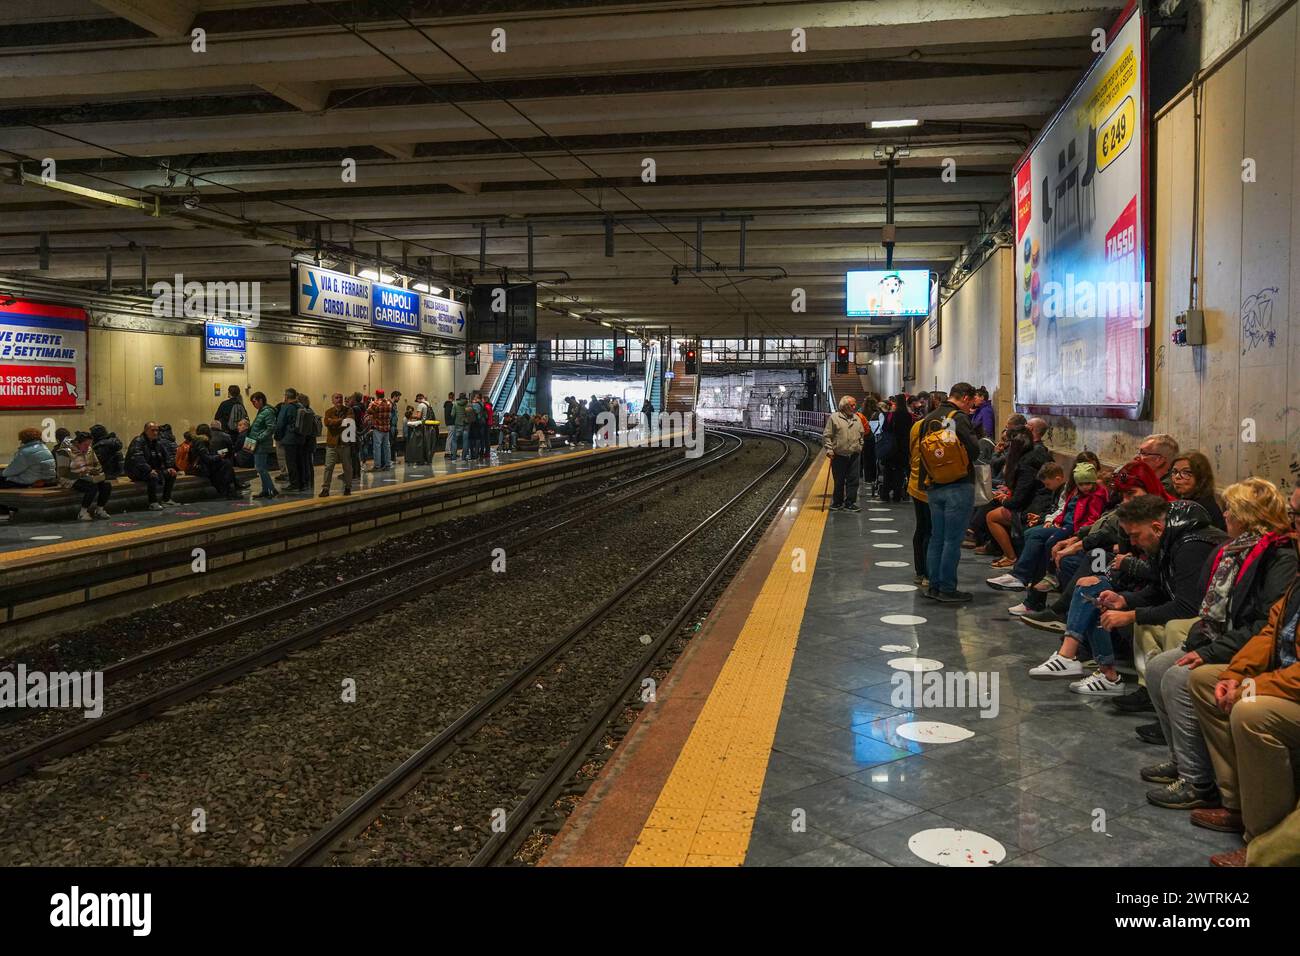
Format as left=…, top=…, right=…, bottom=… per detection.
left=625, top=456, right=831, bottom=866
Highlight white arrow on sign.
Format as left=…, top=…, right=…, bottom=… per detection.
left=64, top=381, right=77, bottom=398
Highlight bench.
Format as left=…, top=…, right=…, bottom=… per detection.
left=0, top=468, right=259, bottom=522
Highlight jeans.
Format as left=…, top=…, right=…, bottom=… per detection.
left=372, top=430, right=391, bottom=469
left=912, top=495, right=932, bottom=577
left=451, top=425, right=468, bottom=459
left=829, top=452, right=860, bottom=507
left=253, top=451, right=275, bottom=496
left=1065, top=575, right=1117, bottom=666
left=282, top=444, right=303, bottom=489
left=133, top=469, right=175, bottom=504
left=1011, top=525, right=1069, bottom=585
left=926, top=480, right=975, bottom=593
left=72, top=478, right=112, bottom=510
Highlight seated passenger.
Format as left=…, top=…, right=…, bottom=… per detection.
left=1015, top=459, right=1165, bottom=629
left=987, top=461, right=1107, bottom=591
left=1028, top=495, right=1228, bottom=696
left=191, top=424, right=244, bottom=499
left=89, top=424, right=125, bottom=479
left=125, top=421, right=180, bottom=510
left=59, top=430, right=113, bottom=520
left=0, top=427, right=57, bottom=488
left=1141, top=478, right=1295, bottom=812
left=982, top=422, right=1051, bottom=566
left=207, top=420, right=234, bottom=457
left=1170, top=451, right=1226, bottom=531
left=1186, top=486, right=1300, bottom=866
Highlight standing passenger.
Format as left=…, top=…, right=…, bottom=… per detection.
left=321, top=392, right=355, bottom=497
left=368, top=389, right=393, bottom=471
left=244, top=391, right=279, bottom=499
left=821, top=395, right=864, bottom=512
left=274, top=387, right=304, bottom=491
left=919, top=383, right=981, bottom=602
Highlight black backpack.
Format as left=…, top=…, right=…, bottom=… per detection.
left=295, top=404, right=322, bottom=438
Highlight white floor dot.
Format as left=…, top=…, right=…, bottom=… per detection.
left=880, top=614, right=927, bottom=626
left=868, top=517, right=893, bottom=522
left=869, top=508, right=890, bottom=512
left=879, top=643, right=913, bottom=653
left=887, top=656, right=944, bottom=672
left=869, top=528, right=899, bottom=534
left=875, top=561, right=910, bottom=568
left=908, top=828, right=1006, bottom=867
left=895, top=721, right=975, bottom=744
left=878, top=583, right=918, bottom=593
left=872, top=543, right=904, bottom=549
left=29, top=535, right=62, bottom=541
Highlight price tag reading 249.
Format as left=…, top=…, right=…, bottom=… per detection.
left=1097, top=95, right=1135, bottom=173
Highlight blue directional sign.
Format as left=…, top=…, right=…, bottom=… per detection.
left=204, top=320, right=246, bottom=366
left=371, top=283, right=420, bottom=333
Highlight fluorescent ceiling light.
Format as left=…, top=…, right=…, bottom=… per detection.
left=359, top=269, right=396, bottom=283
left=871, top=119, right=920, bottom=129
left=412, top=283, right=445, bottom=295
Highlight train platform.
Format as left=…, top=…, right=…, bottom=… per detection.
left=544, top=461, right=1245, bottom=868
left=0, top=445, right=580, bottom=556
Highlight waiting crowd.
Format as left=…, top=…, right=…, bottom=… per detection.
left=824, top=382, right=1300, bottom=867
left=0, top=385, right=637, bottom=520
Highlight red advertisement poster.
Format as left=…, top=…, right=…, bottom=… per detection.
left=0, top=299, right=88, bottom=409
left=1015, top=161, right=1033, bottom=240
left=1104, top=196, right=1141, bottom=404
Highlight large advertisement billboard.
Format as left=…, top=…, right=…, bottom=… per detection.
left=1013, top=2, right=1149, bottom=418
left=0, top=299, right=88, bottom=409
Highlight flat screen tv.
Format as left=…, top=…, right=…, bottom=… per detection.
left=845, top=269, right=930, bottom=318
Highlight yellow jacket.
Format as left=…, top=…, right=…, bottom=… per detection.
left=906, top=419, right=926, bottom=502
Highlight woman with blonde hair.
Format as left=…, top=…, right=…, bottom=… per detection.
left=1141, top=476, right=1297, bottom=811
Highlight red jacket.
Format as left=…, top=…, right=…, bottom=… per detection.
left=1054, top=485, right=1107, bottom=532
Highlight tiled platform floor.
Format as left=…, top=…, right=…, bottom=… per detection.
left=0, top=444, right=577, bottom=554
left=743, top=496, right=1243, bottom=867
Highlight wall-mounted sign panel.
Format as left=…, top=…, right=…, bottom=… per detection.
left=371, top=283, right=420, bottom=334
left=292, top=262, right=371, bottom=324
left=1012, top=3, right=1148, bottom=419
left=419, top=292, right=467, bottom=341
left=0, top=298, right=88, bottom=409
left=204, top=321, right=247, bottom=366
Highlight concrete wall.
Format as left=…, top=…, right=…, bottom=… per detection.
left=0, top=323, right=458, bottom=442
left=911, top=246, right=1014, bottom=426
left=1046, top=1, right=1300, bottom=486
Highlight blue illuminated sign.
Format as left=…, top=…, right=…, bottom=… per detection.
left=204, top=321, right=246, bottom=366
left=371, top=284, right=420, bottom=333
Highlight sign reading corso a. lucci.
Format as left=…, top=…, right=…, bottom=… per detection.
left=291, top=263, right=466, bottom=342
left=204, top=321, right=247, bottom=366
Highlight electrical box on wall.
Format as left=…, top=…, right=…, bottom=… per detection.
left=1172, top=309, right=1205, bottom=347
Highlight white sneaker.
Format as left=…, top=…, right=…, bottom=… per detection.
left=93, top=507, right=110, bottom=519
left=986, top=573, right=1027, bottom=590
left=162, top=499, right=180, bottom=507
left=1070, top=670, right=1125, bottom=696
left=1029, top=652, right=1084, bottom=679
left=1008, top=602, right=1030, bottom=617
left=76, top=508, right=93, bottom=521
left=148, top=502, right=164, bottom=511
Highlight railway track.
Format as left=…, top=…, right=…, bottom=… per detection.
left=0, top=432, right=739, bottom=788
left=283, top=429, right=812, bottom=866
